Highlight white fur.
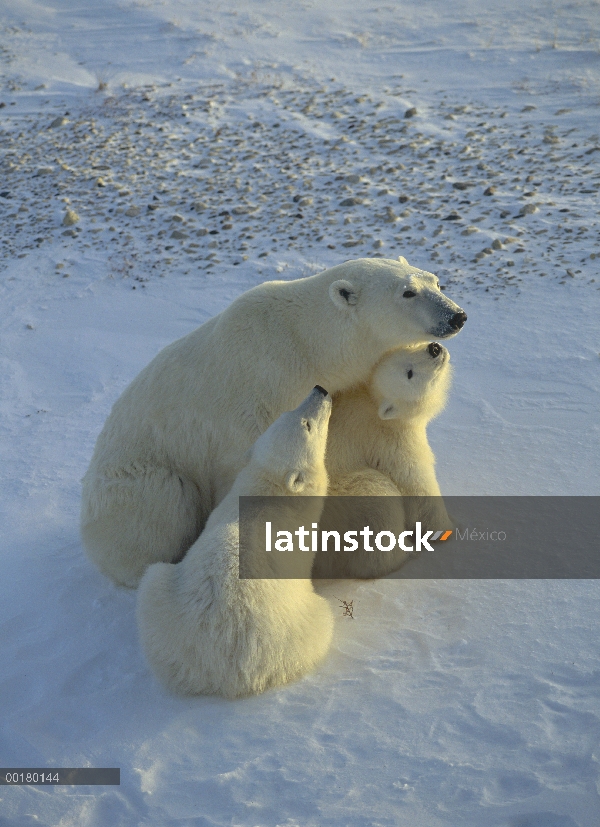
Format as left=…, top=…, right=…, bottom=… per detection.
left=313, top=343, right=453, bottom=579
left=81, top=258, right=465, bottom=587
left=136, top=389, right=334, bottom=698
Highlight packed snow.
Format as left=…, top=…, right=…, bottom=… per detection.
left=1, top=1, right=599, bottom=825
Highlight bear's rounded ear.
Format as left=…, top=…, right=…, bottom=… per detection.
left=378, top=400, right=399, bottom=420
left=286, top=471, right=306, bottom=493
left=329, top=279, right=358, bottom=310
left=397, top=256, right=409, bottom=266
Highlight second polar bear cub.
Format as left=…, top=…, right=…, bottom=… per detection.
left=327, top=341, right=452, bottom=501
left=313, top=343, right=452, bottom=579
left=137, top=387, right=334, bottom=698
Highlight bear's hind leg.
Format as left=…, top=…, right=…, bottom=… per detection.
left=220, top=581, right=335, bottom=698
left=137, top=554, right=334, bottom=698
left=81, top=468, right=208, bottom=588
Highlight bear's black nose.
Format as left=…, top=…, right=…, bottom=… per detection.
left=449, top=311, right=467, bottom=330
left=314, top=385, right=328, bottom=396
left=428, top=342, right=442, bottom=358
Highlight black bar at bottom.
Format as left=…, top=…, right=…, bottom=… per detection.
left=1, top=768, right=120, bottom=785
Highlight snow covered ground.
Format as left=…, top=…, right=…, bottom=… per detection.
left=1, top=1, right=599, bottom=825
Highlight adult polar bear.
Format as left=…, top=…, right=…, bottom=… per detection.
left=81, top=257, right=466, bottom=587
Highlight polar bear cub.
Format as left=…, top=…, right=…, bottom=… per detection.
left=137, top=387, right=334, bottom=698
left=313, top=343, right=452, bottom=579
left=328, top=341, right=452, bottom=499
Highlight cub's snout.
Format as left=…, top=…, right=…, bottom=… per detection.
left=428, top=342, right=442, bottom=358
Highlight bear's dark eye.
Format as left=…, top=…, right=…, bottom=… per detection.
left=407, top=370, right=413, bottom=379
left=403, top=290, right=416, bottom=298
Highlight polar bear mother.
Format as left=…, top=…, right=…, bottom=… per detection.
left=81, top=257, right=466, bottom=587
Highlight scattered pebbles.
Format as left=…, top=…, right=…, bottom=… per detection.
left=0, top=72, right=597, bottom=296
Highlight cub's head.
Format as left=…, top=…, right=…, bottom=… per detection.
left=251, top=386, right=331, bottom=496
left=371, top=342, right=452, bottom=422
left=326, top=257, right=467, bottom=349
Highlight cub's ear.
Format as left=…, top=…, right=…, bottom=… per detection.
left=329, top=279, right=358, bottom=310
left=378, top=400, right=399, bottom=420
left=397, top=256, right=409, bottom=266
left=286, top=471, right=306, bottom=493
